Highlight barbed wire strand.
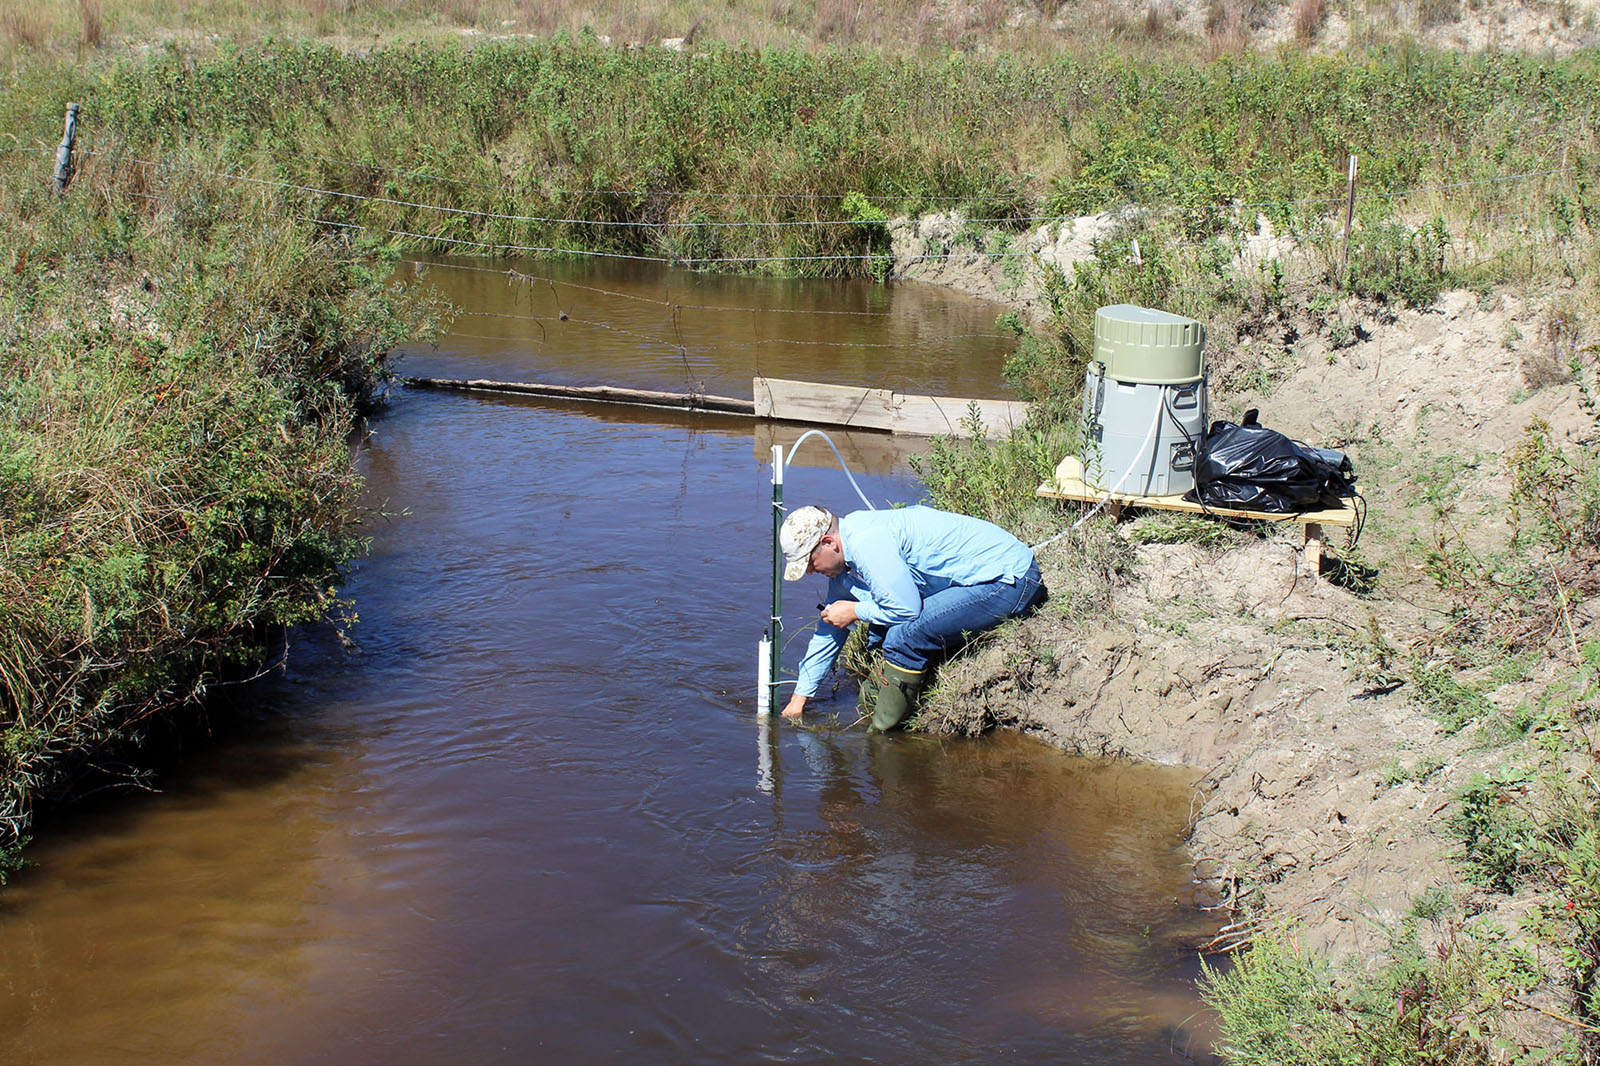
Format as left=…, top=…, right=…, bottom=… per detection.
left=80, top=145, right=1578, bottom=235
left=84, top=148, right=1578, bottom=271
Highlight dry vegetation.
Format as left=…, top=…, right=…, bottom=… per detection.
left=1, top=0, right=1596, bottom=61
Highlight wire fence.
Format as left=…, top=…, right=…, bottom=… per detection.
left=4, top=108, right=1590, bottom=367
left=70, top=142, right=1582, bottom=235
left=52, top=145, right=1581, bottom=276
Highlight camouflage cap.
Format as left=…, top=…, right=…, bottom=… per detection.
left=779, top=506, right=834, bottom=581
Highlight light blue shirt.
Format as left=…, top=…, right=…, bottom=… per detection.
left=793, top=506, right=1036, bottom=698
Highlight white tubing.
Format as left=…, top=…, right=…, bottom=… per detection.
left=783, top=428, right=878, bottom=511
left=1031, top=399, right=1166, bottom=552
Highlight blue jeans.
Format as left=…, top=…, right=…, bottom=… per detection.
left=877, top=562, right=1045, bottom=673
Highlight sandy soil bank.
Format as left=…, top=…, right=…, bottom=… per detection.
left=898, top=231, right=1597, bottom=1042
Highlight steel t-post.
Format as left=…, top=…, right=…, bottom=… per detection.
left=769, top=444, right=784, bottom=714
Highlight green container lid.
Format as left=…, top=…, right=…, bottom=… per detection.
left=1093, top=304, right=1206, bottom=385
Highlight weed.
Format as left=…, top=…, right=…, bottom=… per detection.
left=1342, top=217, right=1458, bottom=308
left=1126, top=512, right=1241, bottom=547
left=910, top=406, right=1072, bottom=537
left=1410, top=661, right=1492, bottom=731
left=1381, top=754, right=1444, bottom=786
left=1507, top=417, right=1600, bottom=554
left=1203, top=914, right=1539, bottom=1066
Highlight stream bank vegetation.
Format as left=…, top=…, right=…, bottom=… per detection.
left=0, top=136, right=442, bottom=879
left=2, top=22, right=1599, bottom=1066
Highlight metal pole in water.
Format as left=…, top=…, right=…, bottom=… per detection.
left=768, top=444, right=784, bottom=714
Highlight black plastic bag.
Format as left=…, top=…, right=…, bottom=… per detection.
left=1184, top=409, right=1355, bottom=513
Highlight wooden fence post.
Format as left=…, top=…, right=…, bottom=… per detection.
left=53, top=102, right=80, bottom=193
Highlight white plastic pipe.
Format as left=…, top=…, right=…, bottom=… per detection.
left=757, top=712, right=774, bottom=794
left=757, top=635, right=771, bottom=714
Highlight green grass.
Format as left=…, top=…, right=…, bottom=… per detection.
left=0, top=132, right=441, bottom=870
left=0, top=42, right=1590, bottom=286
left=1203, top=914, right=1542, bottom=1066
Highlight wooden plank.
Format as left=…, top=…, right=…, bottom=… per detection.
left=406, top=374, right=1027, bottom=440
left=890, top=394, right=1027, bottom=438
left=753, top=377, right=899, bottom=431
left=1037, top=455, right=1357, bottom=526
left=752, top=377, right=1027, bottom=440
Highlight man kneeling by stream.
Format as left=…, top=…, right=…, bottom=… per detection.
left=779, top=505, right=1046, bottom=730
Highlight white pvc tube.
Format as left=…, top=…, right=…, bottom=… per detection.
left=756, top=712, right=774, bottom=794
left=757, top=636, right=771, bottom=714
left=783, top=428, right=877, bottom=511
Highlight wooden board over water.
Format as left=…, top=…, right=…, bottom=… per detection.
left=753, top=376, right=1026, bottom=439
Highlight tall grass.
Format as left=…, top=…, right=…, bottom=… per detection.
left=0, top=137, right=441, bottom=875
left=0, top=43, right=1589, bottom=277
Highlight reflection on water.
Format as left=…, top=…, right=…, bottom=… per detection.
left=399, top=255, right=1021, bottom=400
left=0, top=259, right=1218, bottom=1065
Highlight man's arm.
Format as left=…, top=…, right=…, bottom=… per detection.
left=782, top=577, right=854, bottom=718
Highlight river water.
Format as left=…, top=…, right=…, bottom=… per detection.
left=0, top=259, right=1218, bottom=1064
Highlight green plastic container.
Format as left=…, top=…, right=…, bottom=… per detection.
left=1093, top=305, right=1206, bottom=385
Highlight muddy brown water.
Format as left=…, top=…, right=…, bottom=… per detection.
left=0, top=259, right=1220, bottom=1064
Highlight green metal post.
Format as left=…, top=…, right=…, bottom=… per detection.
left=769, top=444, right=784, bottom=714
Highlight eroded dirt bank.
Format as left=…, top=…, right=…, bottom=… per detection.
left=913, top=270, right=1597, bottom=1039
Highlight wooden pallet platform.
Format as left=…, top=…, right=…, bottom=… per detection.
left=1038, top=456, right=1357, bottom=574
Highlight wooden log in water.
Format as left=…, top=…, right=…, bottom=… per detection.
left=404, top=377, right=757, bottom=416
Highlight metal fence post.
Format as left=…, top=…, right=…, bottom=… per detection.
left=53, top=102, right=80, bottom=193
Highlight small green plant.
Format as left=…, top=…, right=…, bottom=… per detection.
left=1451, top=766, right=1538, bottom=894
left=1410, top=661, right=1492, bottom=731
left=1343, top=217, right=1458, bottom=308
left=1204, top=914, right=1539, bottom=1066
left=1126, top=512, right=1239, bottom=547
left=910, top=406, right=1072, bottom=536
left=1507, top=416, right=1600, bottom=553
left=1381, top=754, right=1444, bottom=786
left=0, top=839, right=24, bottom=885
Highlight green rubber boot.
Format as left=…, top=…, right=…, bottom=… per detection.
left=867, top=661, right=927, bottom=733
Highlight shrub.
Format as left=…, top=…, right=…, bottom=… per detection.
left=0, top=140, right=442, bottom=858
left=909, top=405, right=1073, bottom=537
left=1203, top=917, right=1538, bottom=1066
left=1343, top=217, right=1458, bottom=308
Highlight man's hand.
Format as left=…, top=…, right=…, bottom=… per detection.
left=820, top=600, right=858, bottom=628
left=781, top=693, right=807, bottom=719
